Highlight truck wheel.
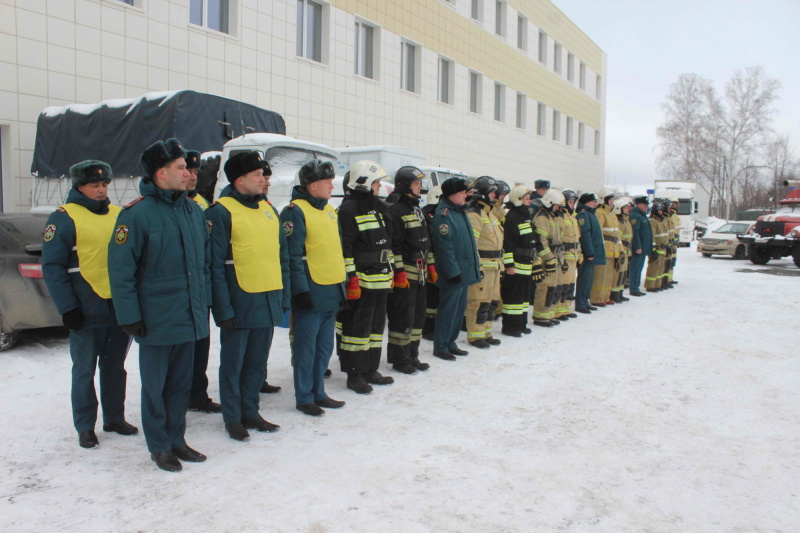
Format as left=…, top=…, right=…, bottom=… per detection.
left=793, top=249, right=800, bottom=269
left=733, top=245, right=747, bottom=260
left=749, top=244, right=771, bottom=265
left=702, top=253, right=712, bottom=258
left=0, top=332, right=19, bottom=351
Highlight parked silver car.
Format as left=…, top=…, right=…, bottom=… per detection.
left=0, top=213, right=62, bottom=350
left=697, top=221, right=755, bottom=260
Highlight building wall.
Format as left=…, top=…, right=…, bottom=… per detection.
left=0, top=0, right=606, bottom=212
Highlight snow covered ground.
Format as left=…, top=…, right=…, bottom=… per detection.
left=1, top=247, right=799, bottom=532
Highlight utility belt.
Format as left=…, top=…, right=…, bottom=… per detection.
left=603, top=234, right=621, bottom=244
left=478, top=250, right=503, bottom=259
left=622, top=240, right=631, bottom=248
left=513, top=247, right=537, bottom=259
left=563, top=242, right=579, bottom=250
left=357, top=249, right=391, bottom=264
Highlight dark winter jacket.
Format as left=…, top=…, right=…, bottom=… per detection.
left=575, top=202, right=606, bottom=266
left=108, top=178, right=211, bottom=345
left=280, top=186, right=346, bottom=312
left=42, top=188, right=118, bottom=329
left=502, top=205, right=538, bottom=267
left=387, top=193, right=433, bottom=282
left=431, top=196, right=481, bottom=288
left=206, top=184, right=290, bottom=328
left=337, top=189, right=394, bottom=290
left=629, top=206, right=653, bottom=255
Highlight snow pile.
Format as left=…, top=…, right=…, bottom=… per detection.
left=1, top=249, right=799, bottom=531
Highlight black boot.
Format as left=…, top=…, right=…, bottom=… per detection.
left=172, top=445, right=206, bottom=463
left=324, top=368, right=332, bottom=378
left=297, top=403, right=325, bottom=416
left=259, top=382, right=282, bottom=394
left=225, top=422, right=250, bottom=441
left=346, top=373, right=373, bottom=394
left=151, top=451, right=182, bottom=472
left=392, top=363, right=418, bottom=375
left=102, top=420, right=139, bottom=435
left=365, top=371, right=394, bottom=385
left=79, top=430, right=99, bottom=449
left=533, top=320, right=553, bottom=327
left=433, top=350, right=456, bottom=361
left=315, top=397, right=345, bottom=409
left=412, top=358, right=430, bottom=371
left=188, top=398, right=222, bottom=413
left=485, top=336, right=501, bottom=346
left=449, top=346, right=469, bottom=356
left=469, top=339, right=491, bottom=349
left=242, top=414, right=280, bottom=433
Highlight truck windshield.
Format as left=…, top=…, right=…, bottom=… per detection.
left=265, top=147, right=337, bottom=184
left=775, top=205, right=799, bottom=215
left=677, top=199, right=692, bottom=215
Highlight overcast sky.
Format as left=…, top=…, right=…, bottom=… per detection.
left=554, top=0, right=800, bottom=192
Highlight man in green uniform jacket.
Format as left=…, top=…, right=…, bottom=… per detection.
left=108, top=138, right=211, bottom=472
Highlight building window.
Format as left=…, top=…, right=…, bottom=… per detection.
left=565, top=116, right=573, bottom=146
left=297, top=0, right=324, bottom=62
left=118, top=0, right=135, bottom=5
left=594, top=129, right=600, bottom=155
left=400, top=40, right=419, bottom=93
left=578, top=122, right=585, bottom=150
left=438, top=57, right=454, bottom=104
left=190, top=0, right=231, bottom=34
left=553, top=42, right=562, bottom=73
left=355, top=19, right=378, bottom=79
left=517, top=14, right=527, bottom=51
left=469, top=70, right=482, bottom=114
left=537, top=102, right=546, bottom=136
left=538, top=30, right=547, bottom=63
left=471, top=0, right=483, bottom=22
left=516, top=92, right=526, bottom=129
left=567, top=52, right=574, bottom=82
left=495, top=0, right=506, bottom=37
left=494, top=82, right=505, bottom=122
left=596, top=74, right=602, bottom=99
left=552, top=110, right=560, bottom=141
left=579, top=61, right=586, bottom=90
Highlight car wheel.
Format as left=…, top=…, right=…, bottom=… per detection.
left=793, top=248, right=800, bottom=269
left=749, top=244, right=771, bottom=265
left=701, top=253, right=712, bottom=258
left=0, top=332, right=19, bottom=351
left=733, top=245, right=747, bottom=260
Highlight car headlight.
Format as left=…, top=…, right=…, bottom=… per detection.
left=726, top=239, right=734, bottom=245
left=789, top=226, right=800, bottom=238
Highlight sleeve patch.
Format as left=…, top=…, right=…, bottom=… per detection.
left=578, top=219, right=585, bottom=226
left=114, top=224, right=129, bottom=245
left=282, top=221, right=294, bottom=236
left=439, top=223, right=449, bottom=235
left=43, top=224, right=57, bottom=242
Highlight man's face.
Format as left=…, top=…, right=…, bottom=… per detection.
left=607, top=197, right=615, bottom=207
left=186, top=169, right=199, bottom=191
left=567, top=198, right=576, bottom=210
left=234, top=168, right=266, bottom=196
left=371, top=180, right=382, bottom=195
left=622, top=204, right=631, bottom=215
left=308, top=178, right=334, bottom=200
left=77, top=181, right=109, bottom=201
left=497, top=193, right=506, bottom=203
left=449, top=190, right=468, bottom=206
left=552, top=204, right=561, bottom=212
left=410, top=180, right=422, bottom=195
left=488, top=190, right=497, bottom=201
left=586, top=200, right=598, bottom=208
left=537, top=188, right=549, bottom=196
left=156, top=158, right=190, bottom=191
left=636, top=202, right=648, bottom=213
left=262, top=173, right=271, bottom=196
left=522, top=194, right=531, bottom=206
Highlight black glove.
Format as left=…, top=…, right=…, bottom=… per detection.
left=531, top=262, right=544, bottom=282
left=122, top=321, right=146, bottom=337
left=620, top=255, right=627, bottom=267
left=219, top=317, right=238, bottom=330
left=560, top=261, right=569, bottom=273
left=292, top=292, right=313, bottom=311
left=544, top=261, right=556, bottom=275
left=448, top=275, right=462, bottom=284
left=62, top=308, right=83, bottom=331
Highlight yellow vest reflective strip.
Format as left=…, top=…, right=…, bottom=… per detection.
left=356, top=271, right=393, bottom=289
left=216, top=197, right=282, bottom=293
left=190, top=194, right=210, bottom=210
left=401, top=214, right=422, bottom=228
left=518, top=223, right=533, bottom=235
left=355, top=214, right=382, bottom=231
left=61, top=203, right=121, bottom=299
left=602, top=227, right=619, bottom=233
left=512, top=263, right=532, bottom=273
left=473, top=228, right=481, bottom=238
left=292, top=199, right=347, bottom=285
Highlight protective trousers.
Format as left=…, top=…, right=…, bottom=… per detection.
left=533, top=269, right=560, bottom=321
left=433, top=284, right=469, bottom=354
left=645, top=252, right=665, bottom=290
left=139, top=341, right=194, bottom=454
left=591, top=259, right=616, bottom=304
left=629, top=252, right=647, bottom=293
left=69, top=326, right=131, bottom=432
left=422, top=282, right=439, bottom=336
left=611, top=256, right=629, bottom=298
left=466, top=266, right=501, bottom=341
left=500, top=272, right=531, bottom=333
left=292, top=310, right=335, bottom=405
left=387, top=282, right=426, bottom=365
left=219, top=326, right=273, bottom=424
left=337, top=288, right=387, bottom=374
left=189, top=309, right=211, bottom=404
left=662, top=251, right=673, bottom=288
left=554, top=259, right=578, bottom=317
left=575, top=262, right=595, bottom=310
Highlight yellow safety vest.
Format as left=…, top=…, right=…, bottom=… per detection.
left=190, top=193, right=210, bottom=210
left=61, top=203, right=121, bottom=299
left=292, top=198, right=347, bottom=286
left=216, top=196, right=282, bottom=293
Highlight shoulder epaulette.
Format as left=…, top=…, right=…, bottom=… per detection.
left=124, top=196, right=145, bottom=209
left=441, top=207, right=449, bottom=216
left=56, top=207, right=66, bottom=213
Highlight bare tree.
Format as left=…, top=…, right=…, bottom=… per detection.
left=764, top=134, right=797, bottom=209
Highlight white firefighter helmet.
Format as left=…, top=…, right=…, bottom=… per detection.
left=346, top=160, right=389, bottom=192
left=541, top=189, right=566, bottom=208
left=426, top=185, right=443, bottom=205
left=612, top=196, right=633, bottom=215
left=597, top=187, right=616, bottom=201
left=510, top=185, right=531, bottom=207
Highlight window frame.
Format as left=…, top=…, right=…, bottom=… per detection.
left=190, top=0, right=233, bottom=35
left=578, top=122, right=585, bottom=150
left=536, top=102, right=546, bottom=136
left=494, top=82, right=506, bottom=122
left=354, top=18, right=380, bottom=80
left=471, top=0, right=484, bottom=22
left=594, top=128, right=600, bottom=155
left=296, top=0, right=328, bottom=63
left=538, top=30, right=547, bottom=63
left=552, top=109, right=560, bottom=141
left=469, top=70, right=483, bottom=114
left=438, top=56, right=455, bottom=105
left=565, top=116, right=573, bottom=146
left=596, top=74, right=602, bottom=99
left=400, top=38, right=421, bottom=93
left=579, top=60, right=586, bottom=90
left=495, top=0, right=507, bottom=37
left=567, top=52, right=574, bottom=82
left=517, top=13, right=527, bottom=51
left=516, top=92, right=526, bottom=129
left=553, top=41, right=562, bottom=74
